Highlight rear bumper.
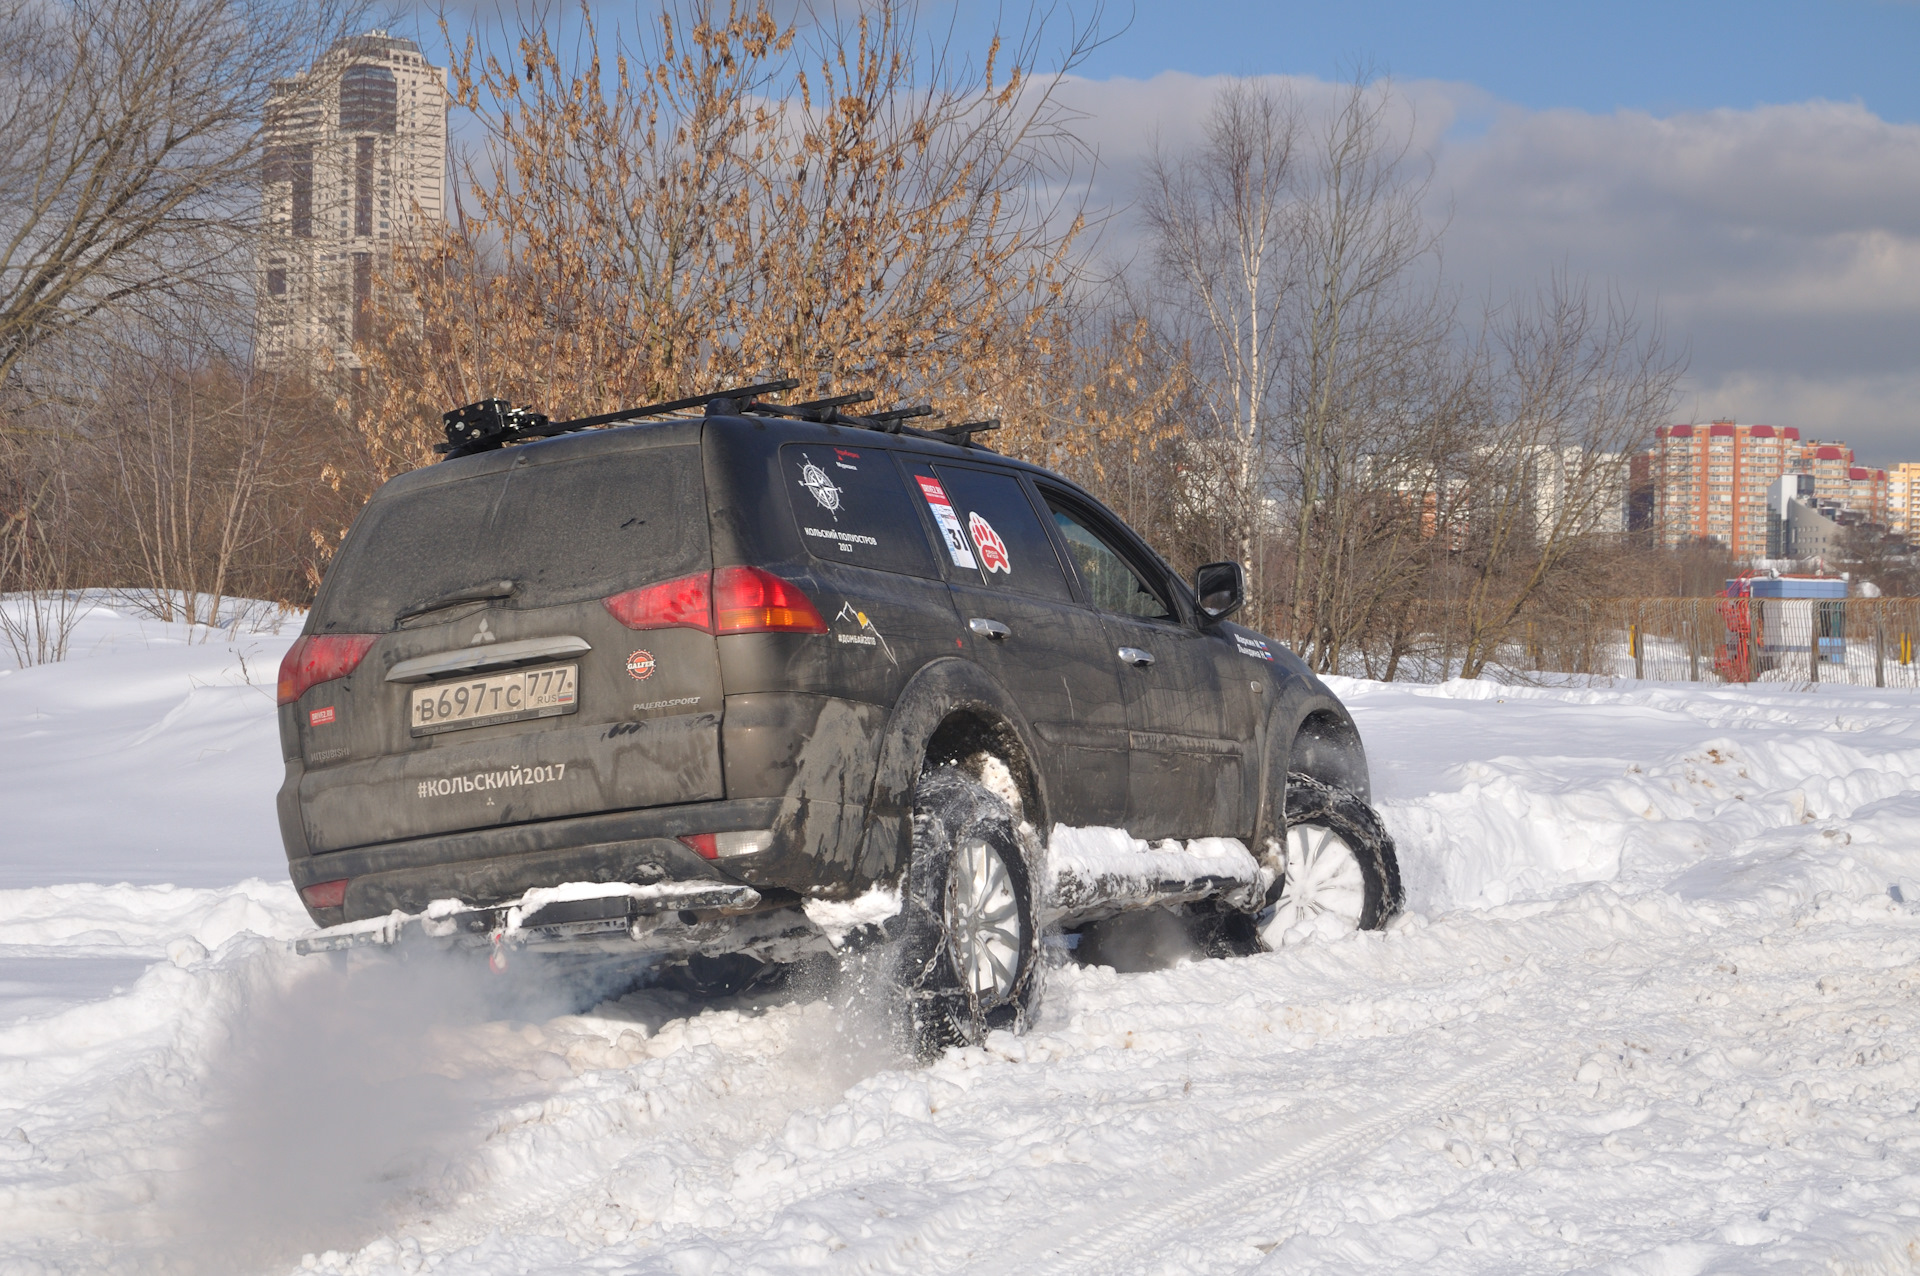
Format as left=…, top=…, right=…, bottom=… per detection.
left=289, top=795, right=859, bottom=924
left=294, top=879, right=828, bottom=966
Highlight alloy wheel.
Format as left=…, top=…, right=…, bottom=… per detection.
left=945, top=835, right=1022, bottom=1001
left=1267, top=822, right=1367, bottom=940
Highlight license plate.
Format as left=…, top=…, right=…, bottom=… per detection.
left=409, top=664, right=578, bottom=736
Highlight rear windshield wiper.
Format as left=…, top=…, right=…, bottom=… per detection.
left=396, top=579, right=517, bottom=623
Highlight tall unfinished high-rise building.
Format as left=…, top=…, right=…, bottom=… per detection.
left=257, top=31, right=448, bottom=367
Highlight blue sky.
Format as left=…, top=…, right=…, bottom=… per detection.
left=1059, top=1, right=1920, bottom=123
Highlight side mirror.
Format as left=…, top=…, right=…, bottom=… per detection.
left=1193, top=561, right=1245, bottom=622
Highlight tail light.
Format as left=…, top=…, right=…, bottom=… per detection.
left=604, top=572, right=713, bottom=632
left=603, top=568, right=825, bottom=637
left=299, top=879, right=348, bottom=909
left=277, top=635, right=379, bottom=705
left=678, top=830, right=775, bottom=859
left=713, top=566, right=827, bottom=634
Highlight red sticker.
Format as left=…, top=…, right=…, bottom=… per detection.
left=968, top=512, right=1011, bottom=574
left=834, top=447, right=861, bottom=461
left=309, top=706, right=336, bottom=726
left=626, top=650, right=656, bottom=680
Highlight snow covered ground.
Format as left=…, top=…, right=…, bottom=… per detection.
left=4, top=601, right=1920, bottom=1274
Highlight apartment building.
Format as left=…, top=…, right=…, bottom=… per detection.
left=1891, top=462, right=1920, bottom=543
left=257, top=31, right=449, bottom=367
left=1652, top=422, right=1894, bottom=554
left=1651, top=422, right=1800, bottom=553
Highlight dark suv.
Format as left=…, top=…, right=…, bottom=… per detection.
left=276, top=387, right=1400, bottom=1048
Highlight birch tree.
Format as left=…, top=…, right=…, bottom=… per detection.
left=1141, top=82, right=1298, bottom=614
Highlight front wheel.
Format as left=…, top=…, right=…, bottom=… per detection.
left=896, top=765, right=1042, bottom=1057
left=1260, top=773, right=1402, bottom=947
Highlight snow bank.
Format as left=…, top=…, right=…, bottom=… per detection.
left=1331, top=674, right=1920, bottom=913
left=0, top=598, right=301, bottom=889
left=0, top=879, right=307, bottom=957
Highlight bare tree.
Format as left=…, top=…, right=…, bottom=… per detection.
left=0, top=430, right=89, bottom=663
left=362, top=0, right=1108, bottom=477
left=96, top=328, right=290, bottom=627
left=1454, top=276, right=1683, bottom=678
left=0, top=0, right=350, bottom=397
left=1141, top=83, right=1299, bottom=609
left=1279, top=76, right=1449, bottom=669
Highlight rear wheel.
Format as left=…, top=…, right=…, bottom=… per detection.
left=897, top=765, right=1041, bottom=1056
left=1260, top=773, right=1402, bottom=947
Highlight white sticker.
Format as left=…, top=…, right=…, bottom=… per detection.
left=915, top=475, right=978, bottom=569
left=835, top=602, right=898, bottom=665
left=798, top=454, right=843, bottom=518
left=1234, top=634, right=1275, bottom=661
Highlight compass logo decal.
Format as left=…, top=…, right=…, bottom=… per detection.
left=798, top=454, right=842, bottom=518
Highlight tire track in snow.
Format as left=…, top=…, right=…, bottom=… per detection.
left=972, top=1033, right=1546, bottom=1276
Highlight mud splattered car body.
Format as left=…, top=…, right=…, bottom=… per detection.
left=277, top=402, right=1396, bottom=1003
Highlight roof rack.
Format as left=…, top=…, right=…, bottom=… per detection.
left=437, top=375, right=999, bottom=460
left=437, top=378, right=800, bottom=458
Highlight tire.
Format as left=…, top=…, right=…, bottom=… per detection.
left=1259, top=773, right=1403, bottom=947
left=896, top=765, right=1042, bottom=1057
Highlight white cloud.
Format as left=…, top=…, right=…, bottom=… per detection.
left=1059, top=73, right=1920, bottom=466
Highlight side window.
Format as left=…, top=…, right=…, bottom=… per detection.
left=903, top=461, right=1073, bottom=601
left=781, top=443, right=937, bottom=577
left=1044, top=497, right=1175, bottom=621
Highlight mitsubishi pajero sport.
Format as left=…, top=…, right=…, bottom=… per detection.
left=277, top=384, right=1401, bottom=1050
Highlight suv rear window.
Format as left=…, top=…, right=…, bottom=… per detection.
left=314, top=445, right=707, bottom=632
left=781, top=443, right=936, bottom=577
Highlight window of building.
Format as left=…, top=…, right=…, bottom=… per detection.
left=351, top=252, right=372, bottom=342
left=266, top=268, right=287, bottom=296
left=353, top=136, right=375, bottom=237
left=339, top=63, right=397, bottom=133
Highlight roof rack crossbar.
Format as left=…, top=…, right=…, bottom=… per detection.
left=933, top=418, right=1000, bottom=445
left=860, top=404, right=935, bottom=425
left=436, top=378, right=1003, bottom=459
left=743, top=391, right=875, bottom=421
left=550, top=378, right=799, bottom=432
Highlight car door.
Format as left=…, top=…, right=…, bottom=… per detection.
left=1037, top=487, right=1256, bottom=841
left=898, top=457, right=1129, bottom=827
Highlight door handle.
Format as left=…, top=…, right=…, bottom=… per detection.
left=968, top=617, right=1011, bottom=641
left=1117, top=646, right=1155, bottom=666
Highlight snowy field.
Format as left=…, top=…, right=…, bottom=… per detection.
left=3, top=601, right=1920, bottom=1274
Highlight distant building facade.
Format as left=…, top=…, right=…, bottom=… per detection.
left=1891, top=462, right=1920, bottom=544
left=257, top=31, right=448, bottom=367
left=1766, top=473, right=1846, bottom=560
left=1650, top=421, right=1889, bottom=555
left=1652, top=422, right=1802, bottom=553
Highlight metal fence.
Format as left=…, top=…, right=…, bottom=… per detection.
left=1359, top=597, right=1920, bottom=688
left=1618, top=597, right=1920, bottom=689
